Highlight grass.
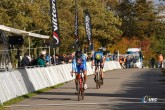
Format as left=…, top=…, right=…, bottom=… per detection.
left=0, top=83, right=64, bottom=110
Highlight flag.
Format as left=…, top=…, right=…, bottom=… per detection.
left=74, top=0, right=79, bottom=49
left=50, top=0, right=60, bottom=48
left=84, top=10, right=92, bottom=50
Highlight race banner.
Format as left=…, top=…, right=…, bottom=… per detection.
left=74, top=0, right=79, bottom=48
left=84, top=10, right=92, bottom=50
left=50, top=0, right=60, bottom=48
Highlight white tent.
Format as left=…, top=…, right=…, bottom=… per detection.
left=0, top=25, right=50, bottom=70
left=0, top=25, right=49, bottom=39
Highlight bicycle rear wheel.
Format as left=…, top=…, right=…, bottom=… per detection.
left=81, top=79, right=85, bottom=100
left=96, top=72, right=100, bottom=89
left=81, top=91, right=85, bottom=100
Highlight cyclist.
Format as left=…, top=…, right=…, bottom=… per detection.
left=71, top=50, right=88, bottom=92
left=91, top=50, right=106, bottom=85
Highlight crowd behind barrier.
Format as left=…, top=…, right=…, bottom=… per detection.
left=118, top=53, right=165, bottom=69
left=20, top=52, right=119, bottom=68
left=0, top=61, right=121, bottom=104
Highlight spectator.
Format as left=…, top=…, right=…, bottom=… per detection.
left=132, top=56, right=137, bottom=68
left=122, top=56, right=126, bottom=68
left=108, top=55, right=113, bottom=61
left=45, top=54, right=51, bottom=64
left=113, top=49, right=118, bottom=61
left=58, top=54, right=68, bottom=64
left=126, top=56, right=131, bottom=68
left=151, top=57, right=155, bottom=68
left=21, top=53, right=30, bottom=67
left=119, top=56, right=123, bottom=66
left=158, top=54, right=163, bottom=68
left=66, top=54, right=71, bottom=63
left=31, top=57, right=38, bottom=66
left=51, top=55, right=59, bottom=65
left=139, top=51, right=143, bottom=62
left=68, top=52, right=75, bottom=63
left=37, top=53, right=46, bottom=67
left=106, top=55, right=110, bottom=61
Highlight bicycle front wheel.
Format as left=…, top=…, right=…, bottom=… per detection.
left=77, top=78, right=81, bottom=101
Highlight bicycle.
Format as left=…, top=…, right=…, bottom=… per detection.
left=76, top=69, right=85, bottom=101
left=93, top=62, right=102, bottom=89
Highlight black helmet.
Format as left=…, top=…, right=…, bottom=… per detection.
left=98, top=49, right=103, bottom=53
left=75, top=51, right=82, bottom=58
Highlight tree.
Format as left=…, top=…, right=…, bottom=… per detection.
left=117, top=0, right=136, bottom=37
left=0, top=0, right=122, bottom=54
left=117, top=0, right=161, bottom=39
left=79, top=0, right=122, bottom=48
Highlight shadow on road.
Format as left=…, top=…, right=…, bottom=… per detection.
left=22, top=69, right=165, bottom=110
left=100, top=68, right=165, bottom=110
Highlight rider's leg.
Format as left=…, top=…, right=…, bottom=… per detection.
left=94, top=61, right=98, bottom=82
left=100, top=68, right=103, bottom=79
left=75, top=73, right=78, bottom=90
left=100, top=64, right=104, bottom=85
left=83, top=70, right=87, bottom=83
left=94, top=66, right=97, bottom=82
left=100, top=61, right=104, bottom=79
left=83, top=69, right=88, bottom=89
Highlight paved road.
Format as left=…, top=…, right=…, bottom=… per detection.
left=7, top=69, right=165, bottom=110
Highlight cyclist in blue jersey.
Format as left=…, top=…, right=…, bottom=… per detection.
left=71, top=51, right=88, bottom=91
left=91, top=50, right=106, bottom=85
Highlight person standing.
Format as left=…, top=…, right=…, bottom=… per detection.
left=158, top=54, right=163, bottom=68
left=151, top=57, right=155, bottom=68
left=126, top=56, right=131, bottom=68
left=37, top=52, right=46, bottom=67
left=21, top=53, right=30, bottom=67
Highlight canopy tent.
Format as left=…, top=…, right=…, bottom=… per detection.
left=0, top=25, right=50, bottom=70
left=0, top=25, right=49, bottom=39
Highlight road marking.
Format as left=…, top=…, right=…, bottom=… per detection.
left=5, top=102, right=165, bottom=108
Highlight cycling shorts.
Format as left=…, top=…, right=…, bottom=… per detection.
left=76, top=64, right=87, bottom=74
left=94, top=60, right=104, bottom=69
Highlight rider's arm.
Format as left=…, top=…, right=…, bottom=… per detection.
left=71, top=58, right=77, bottom=73
left=91, top=59, right=94, bottom=66
left=82, top=54, right=87, bottom=69
left=91, top=53, right=95, bottom=66
left=103, top=56, right=106, bottom=64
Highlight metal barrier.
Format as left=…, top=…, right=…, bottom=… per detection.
left=0, top=61, right=121, bottom=104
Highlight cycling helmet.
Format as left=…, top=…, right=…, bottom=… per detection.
left=75, top=51, right=82, bottom=58
left=98, top=49, right=103, bottom=53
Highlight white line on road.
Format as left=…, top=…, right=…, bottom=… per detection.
left=5, top=102, right=165, bottom=108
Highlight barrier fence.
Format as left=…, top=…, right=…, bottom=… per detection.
left=0, top=61, right=121, bottom=104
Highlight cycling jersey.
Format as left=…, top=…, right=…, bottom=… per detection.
left=72, top=54, right=87, bottom=73
left=93, top=51, right=104, bottom=68
left=93, top=52, right=103, bottom=61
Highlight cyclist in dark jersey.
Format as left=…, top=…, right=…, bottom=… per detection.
left=92, top=50, right=106, bottom=85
